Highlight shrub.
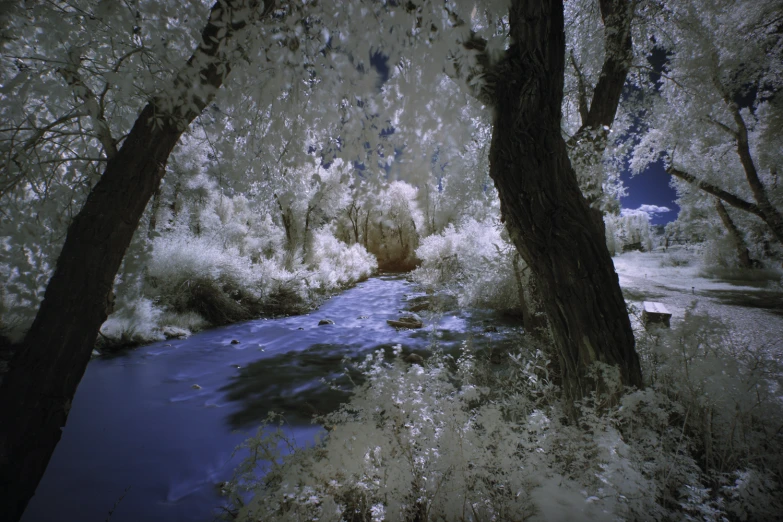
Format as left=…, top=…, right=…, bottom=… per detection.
left=659, top=251, right=693, bottom=267
left=226, top=306, right=783, bottom=521
left=412, top=218, right=520, bottom=313
left=308, top=227, right=377, bottom=291
left=98, top=297, right=165, bottom=349
left=97, top=217, right=377, bottom=346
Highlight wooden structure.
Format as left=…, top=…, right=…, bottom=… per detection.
left=642, top=301, right=671, bottom=327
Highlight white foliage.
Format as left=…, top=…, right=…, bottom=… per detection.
left=413, top=218, right=520, bottom=312
left=228, top=305, right=783, bottom=521
left=99, top=297, right=165, bottom=344
left=605, top=210, right=655, bottom=254
left=308, top=226, right=377, bottom=290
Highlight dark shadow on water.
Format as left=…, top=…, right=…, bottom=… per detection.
left=220, top=342, right=418, bottom=428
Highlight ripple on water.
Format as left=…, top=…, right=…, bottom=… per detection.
left=22, top=275, right=524, bottom=522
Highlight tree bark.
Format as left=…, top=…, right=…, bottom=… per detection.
left=488, top=0, right=642, bottom=404
left=0, top=2, right=271, bottom=519
left=714, top=198, right=756, bottom=269
left=516, top=0, right=633, bottom=341
left=728, top=103, right=783, bottom=244
left=512, top=254, right=550, bottom=339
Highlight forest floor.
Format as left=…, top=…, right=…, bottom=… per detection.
left=613, top=249, right=783, bottom=348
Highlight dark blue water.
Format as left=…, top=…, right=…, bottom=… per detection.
left=21, top=275, right=519, bottom=522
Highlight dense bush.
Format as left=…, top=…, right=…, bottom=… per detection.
left=95, top=183, right=377, bottom=348
left=605, top=210, right=655, bottom=255
left=225, top=305, right=783, bottom=521
left=412, top=218, right=521, bottom=314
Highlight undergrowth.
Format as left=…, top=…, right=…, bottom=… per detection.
left=223, top=305, right=783, bottom=521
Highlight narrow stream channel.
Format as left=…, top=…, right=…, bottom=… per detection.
left=22, top=275, right=521, bottom=522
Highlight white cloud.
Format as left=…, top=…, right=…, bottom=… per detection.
left=621, top=204, right=671, bottom=219
left=638, top=204, right=671, bottom=214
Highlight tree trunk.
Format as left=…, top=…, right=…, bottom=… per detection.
left=363, top=209, right=371, bottom=248
left=303, top=205, right=314, bottom=259
left=714, top=198, right=756, bottom=269
left=729, top=105, right=783, bottom=244
left=0, top=2, right=270, bottom=519
left=347, top=201, right=360, bottom=244
left=488, top=0, right=642, bottom=405
left=512, top=253, right=550, bottom=339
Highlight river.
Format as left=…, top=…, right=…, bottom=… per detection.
left=21, top=275, right=520, bottom=522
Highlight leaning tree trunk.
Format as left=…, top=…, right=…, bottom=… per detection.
left=488, top=0, right=642, bottom=405
left=714, top=198, right=756, bottom=269
left=511, top=0, right=634, bottom=341
left=0, top=2, right=271, bottom=520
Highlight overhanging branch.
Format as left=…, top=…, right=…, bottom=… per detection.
left=667, top=166, right=765, bottom=219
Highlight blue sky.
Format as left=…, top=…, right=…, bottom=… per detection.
left=620, top=159, right=679, bottom=225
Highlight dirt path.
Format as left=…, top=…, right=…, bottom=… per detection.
left=613, top=251, right=783, bottom=346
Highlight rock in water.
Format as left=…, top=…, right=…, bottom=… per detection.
left=162, top=326, right=189, bottom=340
left=387, top=315, right=423, bottom=329
left=403, top=353, right=425, bottom=365
left=318, top=319, right=335, bottom=326
left=230, top=339, right=240, bottom=345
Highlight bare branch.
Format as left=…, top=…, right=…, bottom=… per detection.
left=569, top=50, right=590, bottom=123
left=667, top=166, right=764, bottom=218
left=57, top=65, right=118, bottom=159
left=704, top=115, right=737, bottom=137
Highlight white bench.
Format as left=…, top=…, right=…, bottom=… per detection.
left=642, top=301, right=671, bottom=328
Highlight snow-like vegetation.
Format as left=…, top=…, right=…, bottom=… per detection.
left=411, top=218, right=522, bottom=314
left=219, top=247, right=783, bottom=521
left=1, top=0, right=781, bottom=519
left=96, top=193, right=377, bottom=348
left=1, top=164, right=378, bottom=347
left=605, top=210, right=656, bottom=255
left=225, top=301, right=783, bottom=521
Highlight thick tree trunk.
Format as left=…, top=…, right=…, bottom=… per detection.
left=488, top=0, right=642, bottom=404
left=729, top=105, right=783, bottom=245
left=714, top=199, right=756, bottom=269
left=518, top=0, right=633, bottom=337
left=0, top=107, right=182, bottom=520
left=0, top=2, right=269, bottom=519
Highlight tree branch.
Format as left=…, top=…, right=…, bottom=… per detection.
left=574, top=0, right=634, bottom=137
left=57, top=65, right=118, bottom=159
left=569, top=49, right=590, bottom=123
left=667, top=166, right=765, bottom=218
left=704, top=115, right=737, bottom=137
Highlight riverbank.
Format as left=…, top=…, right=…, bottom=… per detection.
left=20, top=274, right=521, bottom=522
